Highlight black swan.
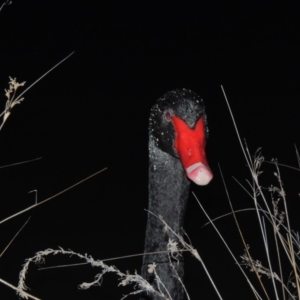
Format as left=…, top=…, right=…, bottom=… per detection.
left=141, top=89, right=213, bottom=300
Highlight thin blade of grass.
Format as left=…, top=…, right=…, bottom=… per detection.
left=0, top=52, right=75, bottom=119
left=0, top=167, right=107, bottom=226
left=0, top=277, right=41, bottom=300
left=0, top=157, right=42, bottom=169
left=192, top=191, right=262, bottom=300
left=0, top=217, right=31, bottom=258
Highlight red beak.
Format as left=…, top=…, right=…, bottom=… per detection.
left=172, top=116, right=213, bottom=185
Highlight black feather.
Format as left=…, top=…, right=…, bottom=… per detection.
left=141, top=88, right=208, bottom=300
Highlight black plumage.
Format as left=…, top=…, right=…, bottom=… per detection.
left=141, top=89, right=212, bottom=300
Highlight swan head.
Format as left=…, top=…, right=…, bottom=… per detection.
left=149, top=88, right=213, bottom=185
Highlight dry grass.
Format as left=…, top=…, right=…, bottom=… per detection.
left=1, top=83, right=299, bottom=299
left=1, top=6, right=299, bottom=299
left=1, top=80, right=299, bottom=299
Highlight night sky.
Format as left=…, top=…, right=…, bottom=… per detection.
left=1, top=1, right=300, bottom=299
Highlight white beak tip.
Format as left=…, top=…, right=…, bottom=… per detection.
left=186, top=162, right=213, bottom=186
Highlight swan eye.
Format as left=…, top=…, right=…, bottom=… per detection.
left=165, top=111, right=172, bottom=121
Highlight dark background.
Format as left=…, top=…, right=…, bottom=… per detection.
left=0, top=1, right=300, bottom=299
